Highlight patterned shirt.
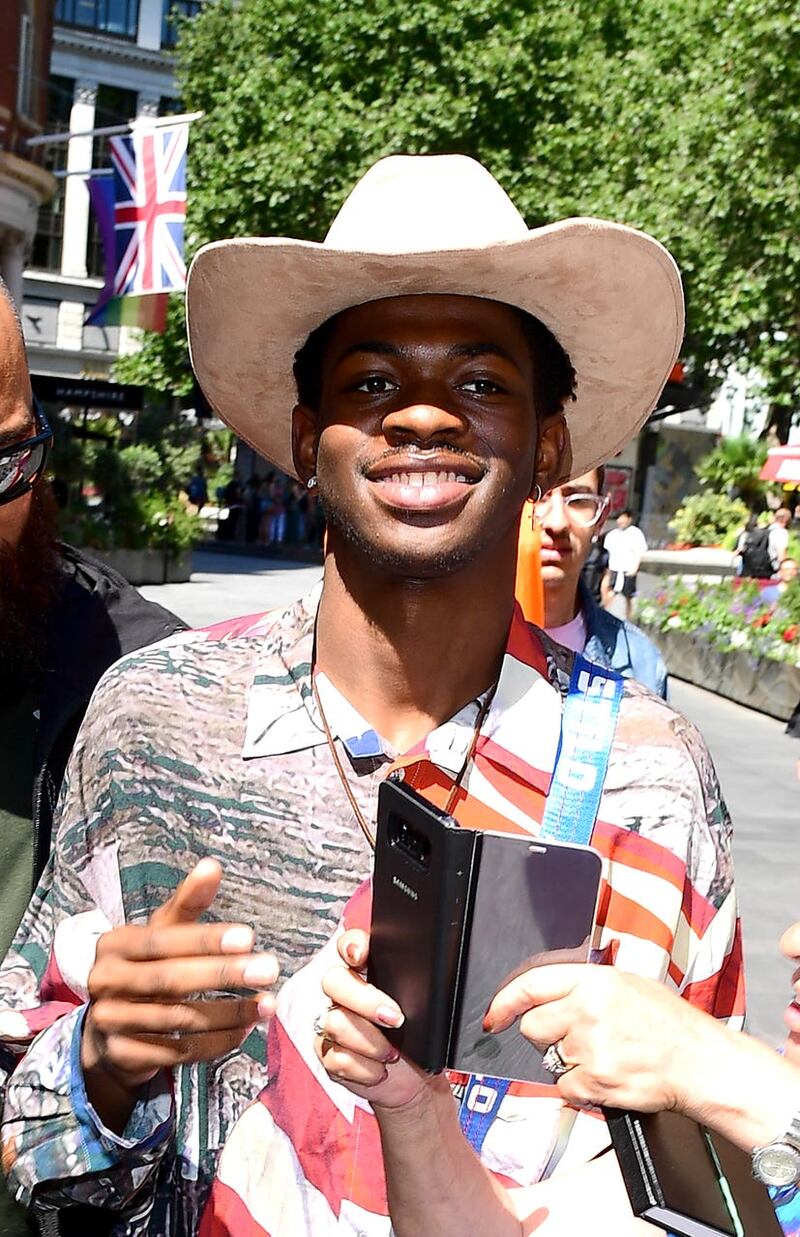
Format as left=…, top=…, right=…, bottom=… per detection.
left=0, top=586, right=748, bottom=1234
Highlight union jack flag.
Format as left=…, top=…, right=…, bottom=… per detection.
left=108, top=124, right=187, bottom=296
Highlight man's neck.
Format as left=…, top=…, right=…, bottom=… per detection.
left=315, top=534, right=518, bottom=753
left=543, top=580, right=582, bottom=630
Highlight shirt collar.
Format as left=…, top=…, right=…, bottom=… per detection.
left=242, top=586, right=563, bottom=790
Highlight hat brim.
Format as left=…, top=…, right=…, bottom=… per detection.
left=186, top=218, right=684, bottom=482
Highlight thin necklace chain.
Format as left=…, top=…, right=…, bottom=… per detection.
left=311, top=673, right=497, bottom=850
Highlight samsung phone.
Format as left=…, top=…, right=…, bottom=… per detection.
left=369, top=778, right=603, bottom=1080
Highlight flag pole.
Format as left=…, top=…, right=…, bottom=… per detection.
left=27, top=110, right=203, bottom=150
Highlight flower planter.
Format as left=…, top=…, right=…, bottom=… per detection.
left=86, top=548, right=192, bottom=586
left=644, top=627, right=800, bottom=721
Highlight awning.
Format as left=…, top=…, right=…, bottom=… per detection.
left=759, top=446, right=800, bottom=484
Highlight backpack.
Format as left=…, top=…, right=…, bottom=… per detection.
left=740, top=526, right=773, bottom=578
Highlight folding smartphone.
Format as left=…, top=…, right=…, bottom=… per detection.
left=368, top=778, right=603, bottom=1080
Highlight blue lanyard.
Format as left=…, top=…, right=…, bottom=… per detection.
left=539, top=654, right=625, bottom=847
left=459, top=654, right=624, bottom=1153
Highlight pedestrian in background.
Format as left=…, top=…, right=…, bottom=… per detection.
left=537, top=470, right=667, bottom=696
left=769, top=507, right=793, bottom=573
left=603, top=507, right=648, bottom=619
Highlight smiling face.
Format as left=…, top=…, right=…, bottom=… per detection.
left=292, top=294, right=567, bottom=580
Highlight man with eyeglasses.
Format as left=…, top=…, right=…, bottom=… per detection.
left=538, top=469, right=667, bottom=697
left=0, top=280, right=185, bottom=962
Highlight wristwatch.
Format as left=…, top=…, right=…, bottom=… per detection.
left=752, top=1114, right=800, bottom=1188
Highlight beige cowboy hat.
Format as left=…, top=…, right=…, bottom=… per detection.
left=187, top=154, right=684, bottom=481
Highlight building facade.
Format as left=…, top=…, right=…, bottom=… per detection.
left=0, top=0, right=57, bottom=306
left=22, top=0, right=199, bottom=380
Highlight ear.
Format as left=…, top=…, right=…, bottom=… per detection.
left=291, top=404, right=318, bottom=484
left=532, top=415, right=570, bottom=497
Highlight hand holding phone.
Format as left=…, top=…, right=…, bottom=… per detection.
left=315, top=928, right=435, bottom=1111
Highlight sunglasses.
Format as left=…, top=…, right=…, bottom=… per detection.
left=0, top=398, right=53, bottom=508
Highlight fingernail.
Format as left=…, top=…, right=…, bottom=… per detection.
left=257, top=995, right=274, bottom=1021
left=482, top=1015, right=494, bottom=1033
left=345, top=942, right=361, bottom=966
left=376, top=1003, right=404, bottom=1028
left=221, top=925, right=254, bottom=952
left=242, top=955, right=279, bottom=988
left=384, top=1045, right=401, bottom=1064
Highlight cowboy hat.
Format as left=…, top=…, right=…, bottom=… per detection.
left=186, top=154, right=684, bottom=481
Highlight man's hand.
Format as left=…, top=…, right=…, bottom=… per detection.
left=82, top=858, right=278, bottom=1130
left=315, top=928, right=433, bottom=1112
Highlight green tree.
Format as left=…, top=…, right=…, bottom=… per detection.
left=120, top=0, right=800, bottom=438
left=669, top=492, right=749, bottom=547
left=694, top=436, right=768, bottom=506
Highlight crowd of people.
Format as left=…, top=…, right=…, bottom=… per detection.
left=215, top=471, right=325, bottom=550
left=0, top=153, right=799, bottom=1237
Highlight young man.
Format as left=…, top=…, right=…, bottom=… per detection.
left=604, top=508, right=648, bottom=619
left=537, top=470, right=667, bottom=696
left=0, top=156, right=740, bottom=1235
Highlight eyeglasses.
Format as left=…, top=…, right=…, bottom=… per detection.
left=0, top=398, right=53, bottom=508
left=534, top=490, right=610, bottom=528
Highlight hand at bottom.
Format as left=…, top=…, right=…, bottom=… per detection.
left=315, top=928, right=433, bottom=1111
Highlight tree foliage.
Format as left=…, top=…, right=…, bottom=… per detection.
left=122, top=0, right=800, bottom=436
left=694, top=436, right=768, bottom=505
left=668, top=492, right=749, bottom=547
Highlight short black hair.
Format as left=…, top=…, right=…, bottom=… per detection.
left=619, top=508, right=633, bottom=519
left=292, top=299, right=576, bottom=421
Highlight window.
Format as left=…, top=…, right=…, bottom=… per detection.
left=17, top=3, right=34, bottom=117
left=86, top=84, right=138, bottom=278
left=55, top=0, right=140, bottom=39
left=29, top=76, right=74, bottom=273
left=161, top=0, right=202, bottom=49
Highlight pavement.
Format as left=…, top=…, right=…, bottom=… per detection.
left=142, top=549, right=800, bottom=1046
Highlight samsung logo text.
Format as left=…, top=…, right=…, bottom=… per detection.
left=392, top=875, right=419, bottom=901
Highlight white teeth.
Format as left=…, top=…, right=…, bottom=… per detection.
left=377, top=469, right=473, bottom=485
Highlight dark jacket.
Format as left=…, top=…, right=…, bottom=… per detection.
left=32, top=544, right=186, bottom=878
left=581, top=581, right=668, bottom=699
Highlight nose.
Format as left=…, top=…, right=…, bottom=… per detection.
left=538, top=490, right=569, bottom=536
left=381, top=400, right=466, bottom=445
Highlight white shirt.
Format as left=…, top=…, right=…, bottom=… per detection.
left=768, top=523, right=789, bottom=570
left=605, top=524, right=648, bottom=576
left=545, top=609, right=588, bottom=654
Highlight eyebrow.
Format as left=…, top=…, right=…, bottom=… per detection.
left=335, top=340, right=407, bottom=364
left=0, top=419, right=35, bottom=450
left=446, top=342, right=519, bottom=366
left=334, top=340, right=521, bottom=367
